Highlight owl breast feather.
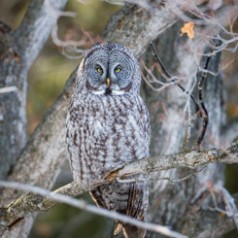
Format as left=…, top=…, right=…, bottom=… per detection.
left=67, top=93, right=150, bottom=185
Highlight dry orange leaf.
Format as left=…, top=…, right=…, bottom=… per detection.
left=181, top=22, right=195, bottom=39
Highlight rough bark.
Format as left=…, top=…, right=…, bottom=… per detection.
left=144, top=23, right=228, bottom=238
left=103, top=2, right=177, bottom=56
left=0, top=0, right=68, bottom=237
left=0, top=0, right=68, bottom=179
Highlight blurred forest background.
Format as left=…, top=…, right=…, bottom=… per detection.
left=1, top=0, right=238, bottom=238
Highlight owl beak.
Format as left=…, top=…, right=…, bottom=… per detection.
left=106, top=78, right=111, bottom=87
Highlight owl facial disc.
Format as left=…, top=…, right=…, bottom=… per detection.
left=83, top=43, right=138, bottom=96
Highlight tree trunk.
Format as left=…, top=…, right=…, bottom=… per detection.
left=143, top=29, right=226, bottom=236
left=0, top=0, right=67, bottom=237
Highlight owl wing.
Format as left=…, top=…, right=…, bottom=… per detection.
left=65, top=99, right=83, bottom=182
left=135, top=96, right=151, bottom=157
left=121, top=97, right=150, bottom=238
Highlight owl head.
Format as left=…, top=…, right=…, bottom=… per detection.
left=76, top=43, right=141, bottom=96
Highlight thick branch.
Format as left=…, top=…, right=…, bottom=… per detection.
left=103, top=2, right=177, bottom=56
left=0, top=2, right=68, bottom=237
left=0, top=0, right=67, bottom=181
left=13, top=0, right=67, bottom=69
left=1, top=70, right=76, bottom=206
left=117, top=140, right=238, bottom=177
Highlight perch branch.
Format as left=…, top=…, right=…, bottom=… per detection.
left=0, top=138, right=237, bottom=234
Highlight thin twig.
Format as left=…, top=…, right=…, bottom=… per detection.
left=0, top=86, right=18, bottom=94
left=197, top=56, right=211, bottom=150
left=149, top=42, right=201, bottom=114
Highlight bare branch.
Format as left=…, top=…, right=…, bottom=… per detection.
left=196, top=56, right=211, bottom=149
left=0, top=181, right=188, bottom=238
left=112, top=142, right=238, bottom=179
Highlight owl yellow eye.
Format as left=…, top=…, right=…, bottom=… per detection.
left=114, top=66, right=122, bottom=73
left=96, top=65, right=103, bottom=74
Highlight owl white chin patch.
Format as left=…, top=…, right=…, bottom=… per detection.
left=91, top=90, right=126, bottom=95
left=111, top=90, right=125, bottom=95
left=91, top=90, right=105, bottom=95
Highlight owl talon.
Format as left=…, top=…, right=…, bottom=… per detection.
left=105, top=168, right=122, bottom=182
left=114, top=223, right=123, bottom=235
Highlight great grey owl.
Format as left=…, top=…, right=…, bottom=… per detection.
left=66, top=43, right=150, bottom=238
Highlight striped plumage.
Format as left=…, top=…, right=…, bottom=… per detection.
left=66, top=43, right=150, bottom=238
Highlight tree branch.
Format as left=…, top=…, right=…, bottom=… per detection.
left=0, top=0, right=68, bottom=181
left=110, top=143, right=238, bottom=180
left=0, top=138, right=237, bottom=235
left=0, top=1, right=68, bottom=237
